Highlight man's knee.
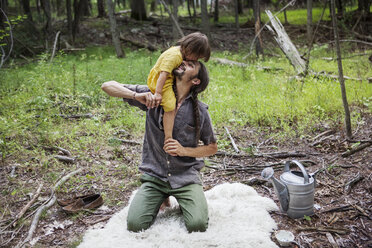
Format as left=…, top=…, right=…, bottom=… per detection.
left=127, top=215, right=151, bottom=232
left=185, top=216, right=208, bottom=233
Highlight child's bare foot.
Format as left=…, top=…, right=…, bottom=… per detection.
left=159, top=197, right=171, bottom=211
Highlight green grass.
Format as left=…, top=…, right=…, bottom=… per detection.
left=1, top=45, right=371, bottom=157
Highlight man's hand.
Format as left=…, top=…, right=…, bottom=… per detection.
left=134, top=92, right=155, bottom=109
left=163, top=139, right=185, bottom=157
left=153, top=92, right=162, bottom=108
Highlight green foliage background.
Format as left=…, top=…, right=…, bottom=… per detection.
left=0, top=45, right=371, bottom=159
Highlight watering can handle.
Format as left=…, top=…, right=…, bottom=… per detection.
left=284, top=160, right=309, bottom=184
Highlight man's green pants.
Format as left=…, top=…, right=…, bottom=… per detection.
left=127, top=174, right=208, bottom=233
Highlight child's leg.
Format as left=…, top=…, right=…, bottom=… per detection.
left=163, top=110, right=176, bottom=141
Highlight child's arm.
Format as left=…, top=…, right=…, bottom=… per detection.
left=154, top=71, right=169, bottom=107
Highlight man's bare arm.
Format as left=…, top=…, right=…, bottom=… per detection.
left=163, top=139, right=217, bottom=158
left=101, top=81, right=137, bottom=99
left=101, top=81, right=155, bottom=108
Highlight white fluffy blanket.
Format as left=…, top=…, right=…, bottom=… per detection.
left=78, top=183, right=279, bottom=248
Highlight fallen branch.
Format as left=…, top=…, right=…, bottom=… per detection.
left=211, top=57, right=283, bottom=71
left=352, top=31, right=372, bottom=43
left=310, top=71, right=364, bottom=82
left=224, top=127, right=240, bottom=153
left=43, top=146, right=72, bottom=156
left=265, top=10, right=306, bottom=74
left=12, top=183, right=43, bottom=227
left=50, top=31, right=61, bottom=63
left=55, top=155, right=75, bottom=164
left=321, top=204, right=353, bottom=213
left=311, top=135, right=335, bottom=147
left=344, top=172, right=364, bottom=194
left=16, top=168, right=83, bottom=248
left=119, top=34, right=157, bottom=51
left=296, top=226, right=349, bottom=235
left=325, top=232, right=338, bottom=248
left=311, top=130, right=335, bottom=142
left=214, top=150, right=309, bottom=159
left=110, top=138, right=142, bottom=146
left=241, top=177, right=267, bottom=186
left=159, top=0, right=184, bottom=37
left=342, top=141, right=372, bottom=157
left=58, top=113, right=93, bottom=119
left=212, top=58, right=248, bottom=67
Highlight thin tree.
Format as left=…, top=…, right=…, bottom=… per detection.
left=72, top=0, right=84, bottom=42
left=130, top=0, right=147, bottom=21
left=41, top=0, right=52, bottom=34
left=253, top=0, right=263, bottom=56
left=200, top=0, right=210, bottom=38
left=97, top=0, right=106, bottom=17
left=330, top=0, right=352, bottom=139
left=173, top=0, right=180, bottom=40
left=107, top=0, right=124, bottom=58
left=213, top=0, right=218, bottom=23
left=306, top=0, right=312, bottom=47
left=234, top=0, right=239, bottom=30
left=66, top=0, right=72, bottom=40
left=21, top=0, right=32, bottom=21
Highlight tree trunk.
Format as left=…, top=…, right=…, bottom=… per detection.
left=41, top=0, right=52, bottom=34
left=187, top=0, right=192, bottom=21
left=21, top=0, right=33, bottom=21
left=0, top=0, right=8, bottom=24
left=214, top=0, right=218, bottom=22
left=330, top=0, right=352, bottom=139
left=335, top=0, right=343, bottom=18
left=130, top=0, right=147, bottom=21
left=306, top=0, right=312, bottom=47
left=72, top=0, right=84, bottom=42
left=234, top=0, right=239, bottom=30
left=66, top=0, right=72, bottom=39
left=97, top=0, right=106, bottom=17
left=107, top=0, right=124, bottom=58
left=200, top=0, right=210, bottom=38
left=56, top=0, right=64, bottom=16
left=173, top=0, right=180, bottom=40
left=36, top=0, right=41, bottom=15
left=358, top=0, right=370, bottom=13
left=283, top=7, right=288, bottom=24
left=192, top=0, right=196, bottom=17
left=150, top=0, right=156, bottom=12
left=237, top=0, right=243, bottom=14
left=196, top=0, right=199, bottom=8
left=253, top=0, right=263, bottom=56
left=82, top=0, right=91, bottom=16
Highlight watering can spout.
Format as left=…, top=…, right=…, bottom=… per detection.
left=261, top=167, right=289, bottom=212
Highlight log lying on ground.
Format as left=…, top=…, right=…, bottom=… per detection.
left=211, top=57, right=283, bottom=71
left=215, top=150, right=309, bottom=159
left=265, top=10, right=306, bottom=74
left=344, top=172, right=364, bottom=194
left=296, top=226, right=349, bottom=235
left=55, top=155, right=75, bottom=164
left=119, top=34, right=157, bottom=51
left=342, top=141, right=372, bottom=157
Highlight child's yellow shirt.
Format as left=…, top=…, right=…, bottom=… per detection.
left=147, top=46, right=183, bottom=112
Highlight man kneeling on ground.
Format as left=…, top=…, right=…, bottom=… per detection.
left=101, top=60, right=217, bottom=233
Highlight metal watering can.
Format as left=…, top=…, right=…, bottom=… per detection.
left=261, top=160, right=317, bottom=219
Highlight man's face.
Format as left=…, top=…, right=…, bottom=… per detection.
left=173, top=60, right=200, bottom=82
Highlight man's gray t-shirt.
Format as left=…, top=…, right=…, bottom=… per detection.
left=123, top=84, right=216, bottom=189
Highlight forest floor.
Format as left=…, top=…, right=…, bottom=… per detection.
left=1, top=15, right=372, bottom=248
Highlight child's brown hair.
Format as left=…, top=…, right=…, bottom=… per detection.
left=177, top=32, right=210, bottom=62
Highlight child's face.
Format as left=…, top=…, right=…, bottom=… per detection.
left=184, top=53, right=198, bottom=61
